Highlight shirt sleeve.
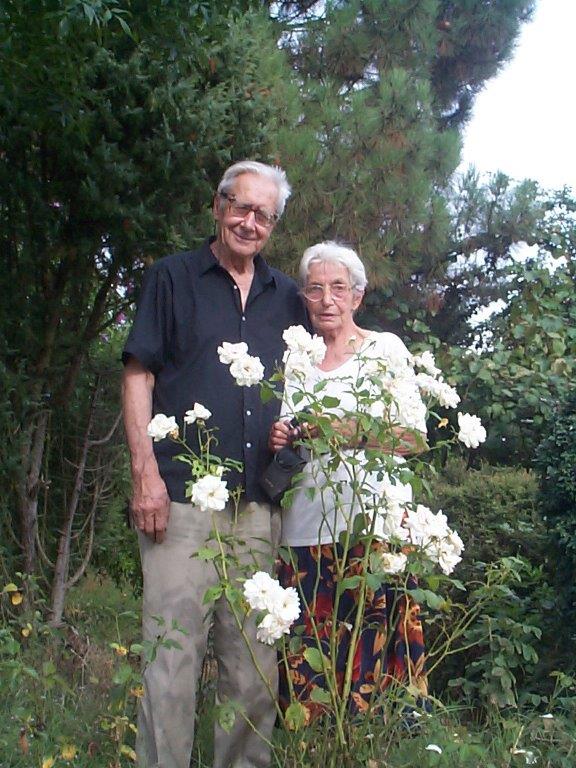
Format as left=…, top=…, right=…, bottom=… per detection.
left=122, top=263, right=174, bottom=374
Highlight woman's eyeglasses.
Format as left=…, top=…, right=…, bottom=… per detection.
left=219, top=192, right=278, bottom=228
left=303, top=283, right=353, bottom=302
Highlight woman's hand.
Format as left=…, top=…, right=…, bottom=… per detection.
left=268, top=419, right=298, bottom=453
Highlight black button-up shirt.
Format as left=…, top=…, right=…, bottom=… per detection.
left=123, top=238, right=308, bottom=502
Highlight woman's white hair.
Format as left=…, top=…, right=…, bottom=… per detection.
left=217, top=160, right=292, bottom=216
left=299, top=241, right=368, bottom=291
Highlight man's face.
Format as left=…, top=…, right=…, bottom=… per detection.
left=213, top=173, right=279, bottom=262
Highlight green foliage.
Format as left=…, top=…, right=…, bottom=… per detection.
left=271, top=0, right=459, bottom=277
left=437, top=254, right=575, bottom=465
left=534, top=391, right=576, bottom=613
left=426, top=460, right=566, bottom=708
left=269, top=0, right=533, bottom=286
left=0, top=1, right=289, bottom=396
left=2, top=570, right=575, bottom=767
left=0, top=573, right=141, bottom=766
left=92, top=497, right=142, bottom=597
left=422, top=171, right=546, bottom=347
left=428, top=459, right=545, bottom=567
left=446, top=558, right=543, bottom=709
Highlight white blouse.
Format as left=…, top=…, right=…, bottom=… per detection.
left=279, top=332, right=427, bottom=547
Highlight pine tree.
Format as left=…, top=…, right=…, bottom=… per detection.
left=265, top=0, right=536, bottom=330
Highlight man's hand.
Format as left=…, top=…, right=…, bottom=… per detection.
left=122, top=356, right=171, bottom=543
left=130, top=464, right=171, bottom=542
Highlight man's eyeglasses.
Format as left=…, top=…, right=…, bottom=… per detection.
left=219, top=192, right=279, bottom=228
left=303, top=283, right=353, bottom=302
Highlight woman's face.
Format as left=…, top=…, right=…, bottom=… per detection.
left=304, top=260, right=363, bottom=336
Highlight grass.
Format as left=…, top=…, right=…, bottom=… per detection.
left=1, top=572, right=575, bottom=767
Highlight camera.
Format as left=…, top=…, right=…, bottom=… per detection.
left=259, top=413, right=309, bottom=504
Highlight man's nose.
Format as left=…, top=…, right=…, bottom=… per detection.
left=239, top=209, right=257, bottom=229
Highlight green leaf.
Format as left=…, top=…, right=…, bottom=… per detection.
left=117, top=15, right=133, bottom=38
left=310, top=686, right=331, bottom=704
left=215, top=702, right=237, bottom=733
left=339, top=575, right=362, bottom=592
left=408, top=588, right=447, bottom=610
left=196, top=547, right=219, bottom=561
left=366, top=572, right=385, bottom=591
left=288, top=635, right=303, bottom=654
left=203, top=585, right=223, bottom=604
left=260, top=384, right=275, bottom=404
left=284, top=701, right=307, bottom=731
left=129, top=643, right=144, bottom=655
left=161, top=639, right=183, bottom=651
left=321, top=396, right=341, bottom=408
left=303, top=647, right=328, bottom=673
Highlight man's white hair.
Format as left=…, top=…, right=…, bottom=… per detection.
left=217, top=160, right=292, bottom=216
left=299, top=241, right=368, bottom=291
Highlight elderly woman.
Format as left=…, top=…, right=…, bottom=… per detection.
left=269, top=241, right=427, bottom=719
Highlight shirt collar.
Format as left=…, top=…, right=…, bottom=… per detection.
left=198, top=237, right=275, bottom=286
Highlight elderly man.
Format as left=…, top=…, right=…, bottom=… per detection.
left=122, top=160, right=307, bottom=768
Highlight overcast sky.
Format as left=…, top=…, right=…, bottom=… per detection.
left=459, top=0, right=576, bottom=192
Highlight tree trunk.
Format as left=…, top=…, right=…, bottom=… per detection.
left=17, top=409, right=50, bottom=575
left=49, top=382, right=99, bottom=626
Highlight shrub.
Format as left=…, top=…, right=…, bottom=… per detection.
left=534, top=391, right=576, bottom=614
left=426, top=460, right=559, bottom=706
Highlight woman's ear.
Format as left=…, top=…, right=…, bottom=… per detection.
left=352, top=289, right=364, bottom=312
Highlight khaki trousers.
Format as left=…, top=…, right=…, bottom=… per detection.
left=136, top=500, right=278, bottom=768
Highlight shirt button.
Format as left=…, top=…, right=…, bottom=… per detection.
left=246, top=442, right=252, bottom=448
left=241, top=315, right=246, bottom=321
left=246, top=410, right=252, bottom=416
left=234, top=285, right=238, bottom=290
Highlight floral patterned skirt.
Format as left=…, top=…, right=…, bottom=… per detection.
left=277, top=542, right=427, bottom=720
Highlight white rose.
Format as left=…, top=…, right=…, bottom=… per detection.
left=307, top=334, right=327, bottom=365
left=229, top=354, right=265, bottom=387
left=379, top=551, right=408, bottom=575
left=388, top=378, right=428, bottom=431
left=436, top=381, right=461, bottom=409
left=283, top=325, right=326, bottom=366
left=283, top=349, right=314, bottom=381
left=404, top=505, right=449, bottom=548
left=243, top=571, right=284, bottom=612
left=256, top=612, right=290, bottom=645
left=147, top=414, right=179, bottom=442
left=379, top=347, right=413, bottom=375
left=379, top=506, right=410, bottom=542
left=184, top=402, right=212, bottom=424
left=434, top=533, right=464, bottom=575
left=457, top=412, right=487, bottom=448
left=269, top=586, right=301, bottom=624
left=217, top=341, right=249, bottom=365
left=282, top=325, right=314, bottom=353
left=415, top=372, right=439, bottom=397
left=416, top=374, right=460, bottom=409
left=376, top=478, right=412, bottom=541
left=190, top=474, right=229, bottom=512
left=413, top=350, right=441, bottom=377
